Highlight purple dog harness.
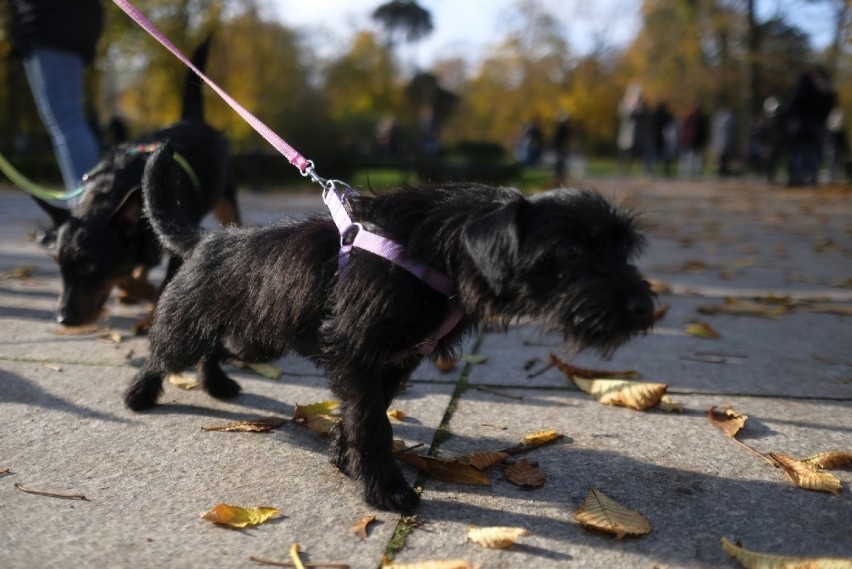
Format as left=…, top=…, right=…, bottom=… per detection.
left=114, top=0, right=464, bottom=356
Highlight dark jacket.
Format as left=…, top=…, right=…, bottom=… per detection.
left=9, top=0, right=103, bottom=63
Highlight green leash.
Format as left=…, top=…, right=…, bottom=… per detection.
left=0, top=144, right=200, bottom=202
left=0, top=150, right=84, bottom=201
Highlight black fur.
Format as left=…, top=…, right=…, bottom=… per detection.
left=127, top=148, right=655, bottom=512
left=36, top=38, right=240, bottom=328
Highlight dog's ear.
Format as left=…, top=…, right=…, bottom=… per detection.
left=463, top=197, right=527, bottom=296
left=111, top=188, right=143, bottom=234
left=33, top=197, right=71, bottom=228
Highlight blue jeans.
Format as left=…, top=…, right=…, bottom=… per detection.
left=23, top=47, right=99, bottom=193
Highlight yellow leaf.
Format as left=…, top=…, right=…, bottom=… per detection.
left=574, top=487, right=651, bottom=539
left=658, top=395, right=685, bottom=413
left=382, top=560, right=480, bottom=569
left=290, top=543, right=305, bottom=569
left=351, top=515, right=376, bottom=540
left=246, top=362, right=282, bottom=380
left=302, top=414, right=340, bottom=436
left=802, top=451, right=852, bottom=470
left=523, top=428, right=561, bottom=446
left=293, top=400, right=340, bottom=421
left=708, top=406, right=748, bottom=438
left=201, top=417, right=287, bottom=432
left=550, top=353, right=642, bottom=379
left=572, top=377, right=667, bottom=411
left=168, top=373, right=199, bottom=390
left=455, top=450, right=508, bottom=471
left=200, top=504, right=279, bottom=528
left=504, top=459, right=546, bottom=488
left=686, top=321, right=721, bottom=339
left=721, top=536, right=852, bottom=568
left=769, top=453, right=842, bottom=495
left=698, top=299, right=788, bottom=319
left=395, top=454, right=490, bottom=485
left=388, top=409, right=407, bottom=421
left=467, top=525, right=528, bottom=549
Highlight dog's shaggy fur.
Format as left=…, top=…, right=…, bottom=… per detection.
left=35, top=38, right=239, bottom=328
left=126, top=146, right=655, bottom=512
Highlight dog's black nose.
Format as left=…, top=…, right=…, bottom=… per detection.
left=626, top=295, right=654, bottom=325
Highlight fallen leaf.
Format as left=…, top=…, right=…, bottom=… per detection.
left=658, top=395, right=685, bottom=413
left=686, top=321, right=721, bottom=339
left=460, top=354, right=488, bottom=365
left=351, top=515, right=376, bottom=540
left=52, top=325, right=104, bottom=336
left=523, top=428, right=561, bottom=446
left=504, top=459, right=546, bottom=488
left=550, top=353, right=642, bottom=379
left=395, top=454, right=490, bottom=485
left=202, top=417, right=287, bottom=432
left=455, top=450, right=509, bottom=471
left=96, top=331, right=123, bottom=344
left=290, top=543, right=305, bottom=569
left=382, top=560, right=479, bottom=569
left=0, top=467, right=10, bottom=477
left=697, top=299, right=788, bottom=319
left=796, top=303, right=852, bottom=317
left=200, top=504, right=279, bottom=528
left=0, top=265, right=35, bottom=280
left=293, top=400, right=340, bottom=421
left=467, top=525, right=528, bottom=549
left=247, top=363, right=282, bottom=380
left=721, top=536, right=852, bottom=569
left=302, top=414, right=340, bottom=436
left=802, top=451, right=852, bottom=470
left=168, top=373, right=199, bottom=390
left=707, top=406, right=748, bottom=438
left=574, top=486, right=651, bottom=539
left=572, top=377, right=668, bottom=411
left=387, top=409, right=406, bottom=421
left=769, top=453, right=842, bottom=495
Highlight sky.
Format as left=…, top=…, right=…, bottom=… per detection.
left=266, top=0, right=839, bottom=68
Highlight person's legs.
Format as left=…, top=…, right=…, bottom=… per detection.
left=23, top=47, right=99, bottom=192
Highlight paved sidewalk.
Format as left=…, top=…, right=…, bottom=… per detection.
left=0, top=180, right=850, bottom=568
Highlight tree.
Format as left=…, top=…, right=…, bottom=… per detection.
left=371, top=0, right=434, bottom=47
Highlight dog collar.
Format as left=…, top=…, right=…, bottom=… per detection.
left=323, top=181, right=464, bottom=356
left=125, top=143, right=201, bottom=192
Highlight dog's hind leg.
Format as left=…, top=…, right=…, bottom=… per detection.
left=197, top=357, right=241, bottom=400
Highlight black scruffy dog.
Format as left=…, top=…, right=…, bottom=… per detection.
left=35, top=38, right=239, bottom=330
left=126, top=146, right=655, bottom=512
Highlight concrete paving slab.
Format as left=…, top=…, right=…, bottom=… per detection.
left=395, top=389, right=852, bottom=569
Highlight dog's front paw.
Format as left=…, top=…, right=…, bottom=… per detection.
left=364, top=480, right=420, bottom=513
left=124, top=370, right=163, bottom=411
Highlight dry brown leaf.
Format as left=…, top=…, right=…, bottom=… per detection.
left=351, top=515, right=376, bottom=540
left=455, top=450, right=509, bottom=471
left=658, top=395, right=685, bottom=413
left=302, top=414, right=340, bottom=436
left=0, top=467, right=10, bottom=477
left=796, top=303, right=852, bottom=317
left=382, top=560, right=479, bottom=569
left=721, top=536, right=852, bottom=568
left=686, top=321, right=721, bottom=339
left=52, top=325, right=105, bottom=336
left=574, top=486, right=651, bottom=539
left=802, top=451, right=852, bottom=470
left=467, top=525, right=528, bottom=549
left=168, top=373, right=199, bottom=390
left=202, top=417, right=287, bottom=432
left=550, top=353, right=642, bottom=379
left=708, top=406, right=748, bottom=438
left=504, top=458, right=546, bottom=488
left=200, top=504, right=279, bottom=528
left=770, top=453, right=842, bottom=495
left=395, top=454, right=490, bottom=485
left=572, top=377, right=668, bottom=411
left=0, top=265, right=35, bottom=280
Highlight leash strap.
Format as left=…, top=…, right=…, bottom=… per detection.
left=0, top=150, right=84, bottom=201
left=112, top=0, right=311, bottom=174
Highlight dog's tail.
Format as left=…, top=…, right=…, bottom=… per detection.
left=180, top=35, right=212, bottom=121
left=142, top=143, right=204, bottom=257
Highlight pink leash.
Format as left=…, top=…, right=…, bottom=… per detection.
left=113, top=0, right=462, bottom=356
